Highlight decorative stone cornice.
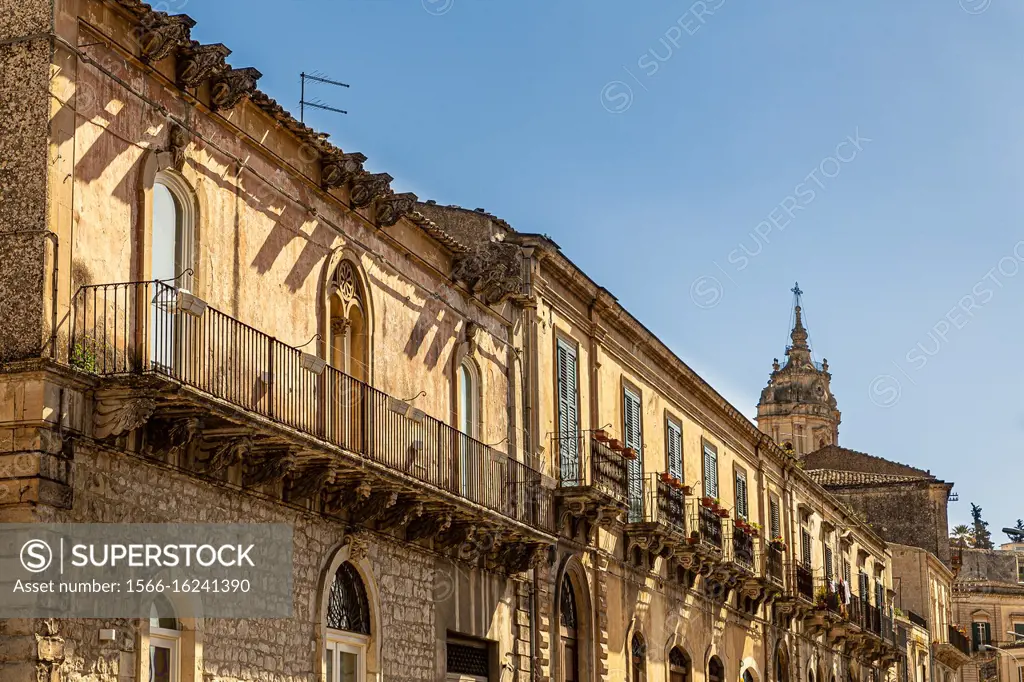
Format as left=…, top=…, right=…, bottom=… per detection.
left=177, top=42, right=231, bottom=89
left=210, top=67, right=263, bottom=111
left=321, top=152, right=367, bottom=189
left=350, top=173, right=393, bottom=208
left=137, top=13, right=195, bottom=63
left=375, top=192, right=418, bottom=228
left=452, top=240, right=528, bottom=305
left=94, top=394, right=156, bottom=440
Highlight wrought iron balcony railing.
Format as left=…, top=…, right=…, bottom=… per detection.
left=69, top=280, right=552, bottom=532
left=729, top=525, right=756, bottom=570
left=948, top=624, right=972, bottom=656
left=625, top=473, right=686, bottom=535
left=795, top=563, right=814, bottom=602
left=691, top=502, right=723, bottom=552
left=765, top=545, right=786, bottom=586
left=552, top=433, right=630, bottom=505
left=907, top=610, right=928, bottom=630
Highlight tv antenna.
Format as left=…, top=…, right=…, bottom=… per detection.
left=300, top=71, right=350, bottom=122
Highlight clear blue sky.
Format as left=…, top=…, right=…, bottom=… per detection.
left=184, top=0, right=1024, bottom=534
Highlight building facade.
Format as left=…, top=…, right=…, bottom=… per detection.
left=1, top=2, right=903, bottom=682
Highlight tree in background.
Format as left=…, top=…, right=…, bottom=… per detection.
left=1006, top=519, right=1024, bottom=543
left=951, top=524, right=973, bottom=546
left=970, top=503, right=994, bottom=549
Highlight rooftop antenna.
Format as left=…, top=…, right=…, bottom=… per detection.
left=300, top=71, right=350, bottom=123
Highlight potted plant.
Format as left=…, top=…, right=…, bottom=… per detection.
left=749, top=522, right=762, bottom=538
left=815, top=586, right=828, bottom=609
left=701, top=496, right=715, bottom=508
left=621, top=447, right=638, bottom=460
left=769, top=536, right=787, bottom=552
left=660, top=471, right=674, bottom=484
left=608, top=438, right=624, bottom=451
left=593, top=428, right=609, bottom=442
left=688, top=531, right=700, bottom=545
left=680, top=484, right=693, bottom=495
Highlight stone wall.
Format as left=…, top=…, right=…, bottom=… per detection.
left=0, top=0, right=53, bottom=362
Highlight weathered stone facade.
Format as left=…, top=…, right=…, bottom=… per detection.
left=1, top=3, right=911, bottom=682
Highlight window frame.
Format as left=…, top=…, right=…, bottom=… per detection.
left=769, top=494, right=782, bottom=540
left=734, top=466, right=749, bottom=520
left=151, top=170, right=196, bottom=291
left=622, top=383, right=644, bottom=522
left=149, top=627, right=181, bottom=682
left=325, top=631, right=369, bottom=682
left=702, top=440, right=719, bottom=500
left=665, top=415, right=683, bottom=481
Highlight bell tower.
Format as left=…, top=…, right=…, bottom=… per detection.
left=756, top=283, right=840, bottom=458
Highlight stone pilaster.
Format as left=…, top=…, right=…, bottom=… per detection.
left=594, top=552, right=611, bottom=679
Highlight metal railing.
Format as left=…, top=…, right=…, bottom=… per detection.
left=948, top=625, right=972, bottom=656
left=692, top=502, right=723, bottom=551
left=907, top=610, right=928, bottom=630
left=626, top=473, right=686, bottom=535
left=795, top=563, right=814, bottom=602
left=69, top=280, right=552, bottom=532
left=765, top=545, right=786, bottom=586
left=730, top=525, right=756, bottom=569
left=552, top=433, right=630, bottom=504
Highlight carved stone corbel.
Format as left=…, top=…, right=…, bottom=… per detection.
left=287, top=461, right=338, bottom=503
left=137, top=13, right=196, bottom=63
left=350, top=173, right=393, bottom=208
left=436, top=523, right=476, bottom=552
left=167, top=123, right=190, bottom=170
left=210, top=67, right=263, bottom=111
left=348, top=490, right=398, bottom=525
left=243, top=449, right=296, bottom=487
left=407, top=510, right=452, bottom=542
left=375, top=192, right=418, bottom=227
left=325, top=479, right=372, bottom=515
left=177, top=42, right=231, bottom=89
left=146, top=416, right=200, bottom=458
left=197, top=436, right=251, bottom=475
left=94, top=395, right=156, bottom=440
left=377, top=499, right=423, bottom=532
left=342, top=532, right=370, bottom=564
left=321, top=152, right=367, bottom=189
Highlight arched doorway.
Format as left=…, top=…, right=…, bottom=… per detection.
left=709, top=656, right=725, bottom=682
left=559, top=574, right=580, bottom=682
left=631, top=633, right=647, bottom=682
left=324, top=561, right=372, bottom=682
left=327, top=260, right=370, bottom=446
left=669, top=647, right=691, bottom=682
left=775, top=646, right=790, bottom=682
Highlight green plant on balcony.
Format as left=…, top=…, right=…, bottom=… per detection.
left=769, top=536, right=787, bottom=551
left=70, top=341, right=98, bottom=373
left=894, top=607, right=905, bottom=619
left=815, top=586, right=828, bottom=608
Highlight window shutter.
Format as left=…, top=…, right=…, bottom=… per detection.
left=735, top=470, right=748, bottom=519
left=769, top=497, right=781, bottom=539
left=624, top=388, right=643, bottom=521
left=824, top=546, right=834, bottom=581
left=843, top=560, right=852, bottom=585
left=801, top=529, right=812, bottom=567
left=667, top=420, right=683, bottom=480
left=556, top=340, right=579, bottom=482
left=703, top=444, right=718, bottom=499
left=859, top=572, right=869, bottom=602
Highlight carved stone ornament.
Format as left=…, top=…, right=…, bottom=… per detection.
left=198, top=436, right=251, bottom=475
left=350, top=173, right=393, bottom=208
left=321, top=152, right=367, bottom=189
left=210, top=67, right=263, bottom=111
left=288, top=461, right=338, bottom=503
left=94, top=396, right=156, bottom=440
left=145, top=416, right=200, bottom=458
left=407, top=510, right=452, bottom=542
left=349, top=490, right=398, bottom=525
left=342, top=532, right=370, bottom=564
left=375, top=192, right=418, bottom=228
left=377, top=499, right=423, bottom=531
left=168, top=123, right=190, bottom=170
left=137, top=13, right=196, bottom=63
left=177, top=42, right=232, bottom=89
left=243, top=449, right=296, bottom=487
left=452, top=239, right=527, bottom=305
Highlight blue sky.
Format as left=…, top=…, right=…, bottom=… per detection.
left=183, top=0, right=1023, bottom=533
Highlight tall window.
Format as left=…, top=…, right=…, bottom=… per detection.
left=666, top=418, right=683, bottom=481
left=149, top=599, right=181, bottom=682
left=447, top=639, right=490, bottom=682
left=775, top=648, right=790, bottom=682
left=824, top=545, right=834, bottom=581
left=630, top=633, right=646, bottom=682
left=325, top=562, right=371, bottom=682
left=669, top=648, right=691, bottom=682
left=709, top=656, right=725, bottom=682
left=703, top=443, right=719, bottom=499
left=801, top=529, right=812, bottom=568
left=458, top=360, right=480, bottom=497
left=769, top=496, right=781, bottom=539
left=735, top=468, right=749, bottom=520
left=560, top=574, right=579, bottom=682
left=557, top=339, right=580, bottom=485
left=623, top=387, right=643, bottom=522
left=972, top=621, right=991, bottom=651
left=328, top=261, right=369, bottom=447
left=149, top=173, right=194, bottom=372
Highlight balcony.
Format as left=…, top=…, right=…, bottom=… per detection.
left=676, top=500, right=724, bottom=573
left=795, top=563, right=815, bottom=603
left=552, top=432, right=630, bottom=538
left=934, top=624, right=973, bottom=669
left=68, top=280, right=554, bottom=571
left=765, top=545, right=786, bottom=588
left=624, top=473, right=688, bottom=558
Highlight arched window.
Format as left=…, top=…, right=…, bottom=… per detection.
left=709, top=656, right=725, bottom=682
left=631, top=633, right=647, bottom=682
left=458, top=359, right=479, bottom=439
left=325, top=562, right=371, bottom=682
left=457, top=358, right=481, bottom=497
left=810, top=670, right=816, bottom=682
left=669, top=647, right=691, bottom=682
left=745, top=671, right=756, bottom=682
left=775, top=647, right=790, bottom=682
left=149, top=172, right=195, bottom=372
left=149, top=597, right=181, bottom=682
left=559, top=574, right=579, bottom=682
left=328, top=261, right=368, bottom=382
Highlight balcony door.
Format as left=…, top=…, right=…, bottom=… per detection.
left=458, top=359, right=481, bottom=500
left=556, top=339, right=580, bottom=485
left=149, top=174, right=193, bottom=375
left=623, top=387, right=643, bottom=523
left=328, top=261, right=368, bottom=451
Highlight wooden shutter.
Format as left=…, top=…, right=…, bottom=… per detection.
left=703, top=444, right=718, bottom=499
left=624, top=388, right=643, bottom=521
left=859, top=572, right=869, bottom=601
left=801, top=529, right=812, bottom=567
left=735, top=469, right=748, bottom=519
left=769, top=497, right=781, bottom=539
left=667, top=420, right=683, bottom=480
left=557, top=340, right=579, bottom=482
left=843, top=559, right=852, bottom=584
left=824, top=546, right=834, bottom=581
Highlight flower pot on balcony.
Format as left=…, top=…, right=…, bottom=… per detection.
left=660, top=472, right=674, bottom=484
left=716, top=509, right=729, bottom=518
left=701, top=497, right=715, bottom=508
left=593, top=429, right=609, bottom=442
left=608, top=439, right=624, bottom=451
left=687, top=536, right=699, bottom=545
left=621, top=448, right=638, bottom=460
left=681, top=485, right=693, bottom=495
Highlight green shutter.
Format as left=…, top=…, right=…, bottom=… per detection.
left=703, top=444, right=718, bottom=499
left=735, top=470, right=748, bottom=519
left=624, top=388, right=643, bottom=521
left=667, top=420, right=683, bottom=480
left=556, top=340, right=579, bottom=483
left=769, top=497, right=781, bottom=539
